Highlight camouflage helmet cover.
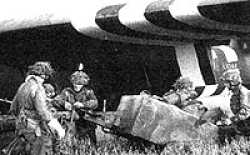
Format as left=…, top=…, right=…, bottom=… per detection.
left=172, top=77, right=193, bottom=91
left=27, top=61, right=54, bottom=78
left=221, top=69, right=242, bottom=84
left=70, top=63, right=90, bottom=85
left=71, top=71, right=90, bottom=85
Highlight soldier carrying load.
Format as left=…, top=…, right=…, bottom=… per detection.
left=4, top=61, right=65, bottom=155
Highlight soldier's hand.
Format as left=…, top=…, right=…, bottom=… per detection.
left=224, top=118, right=232, bottom=125
left=230, top=116, right=239, bottom=122
left=65, top=101, right=72, bottom=110
left=48, top=119, right=65, bottom=139
left=238, top=114, right=246, bottom=121
left=58, top=128, right=65, bottom=139
left=74, top=101, right=84, bottom=109
left=216, top=120, right=223, bottom=126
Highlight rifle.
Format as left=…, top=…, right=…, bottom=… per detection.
left=0, top=98, right=12, bottom=104
left=68, top=105, right=76, bottom=131
left=61, top=102, right=77, bottom=143
left=1, top=135, right=25, bottom=155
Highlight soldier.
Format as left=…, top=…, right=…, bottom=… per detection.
left=195, top=46, right=250, bottom=128
left=44, top=83, right=56, bottom=99
left=172, top=77, right=197, bottom=96
left=217, top=65, right=250, bottom=142
left=55, top=63, right=98, bottom=146
left=7, top=61, right=65, bottom=155
left=43, top=83, right=58, bottom=117
left=221, top=68, right=250, bottom=123
left=162, top=77, right=197, bottom=108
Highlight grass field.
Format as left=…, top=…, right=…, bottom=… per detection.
left=92, top=126, right=250, bottom=155
left=93, top=135, right=250, bottom=155
left=2, top=126, right=250, bottom=155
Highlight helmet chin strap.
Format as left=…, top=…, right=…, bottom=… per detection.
left=229, top=82, right=241, bottom=91
left=73, top=84, right=84, bottom=92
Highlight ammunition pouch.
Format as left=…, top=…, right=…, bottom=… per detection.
left=26, top=118, right=41, bottom=137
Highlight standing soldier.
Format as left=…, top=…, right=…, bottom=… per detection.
left=55, top=63, right=98, bottom=146
left=7, top=61, right=65, bottom=155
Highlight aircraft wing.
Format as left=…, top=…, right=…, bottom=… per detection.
left=0, top=0, right=249, bottom=45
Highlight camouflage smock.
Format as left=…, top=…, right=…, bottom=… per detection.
left=230, top=85, right=250, bottom=121
left=53, top=87, right=98, bottom=153
left=9, top=75, right=55, bottom=155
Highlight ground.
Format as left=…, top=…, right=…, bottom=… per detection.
left=2, top=125, right=250, bottom=155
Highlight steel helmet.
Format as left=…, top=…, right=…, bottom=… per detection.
left=70, top=63, right=90, bottom=85
left=27, top=61, right=54, bottom=79
left=172, top=76, right=193, bottom=91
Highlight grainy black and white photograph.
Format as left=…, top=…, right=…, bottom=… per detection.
left=0, top=0, right=250, bottom=154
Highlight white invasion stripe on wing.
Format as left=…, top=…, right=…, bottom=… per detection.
left=213, top=45, right=238, bottom=63
left=196, top=84, right=218, bottom=98
left=195, top=84, right=227, bottom=99
left=175, top=43, right=205, bottom=87
left=169, top=0, right=250, bottom=32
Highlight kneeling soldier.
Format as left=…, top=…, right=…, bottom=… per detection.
left=55, top=63, right=98, bottom=147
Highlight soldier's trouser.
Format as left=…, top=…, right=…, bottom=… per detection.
left=2, top=132, right=53, bottom=155
left=86, top=129, right=97, bottom=145
left=23, top=131, right=53, bottom=155
left=218, top=118, right=250, bottom=144
left=218, top=125, right=237, bottom=144
left=31, top=135, right=53, bottom=155
left=75, top=120, right=97, bottom=145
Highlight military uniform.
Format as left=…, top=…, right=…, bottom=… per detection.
left=220, top=68, right=250, bottom=122
left=229, top=83, right=250, bottom=122
left=54, top=64, right=98, bottom=153
left=218, top=48, right=250, bottom=139
left=43, top=83, right=57, bottom=115
left=218, top=82, right=250, bottom=141
left=10, top=75, right=55, bottom=155
left=55, top=87, right=98, bottom=143
left=7, top=62, right=65, bottom=155
left=162, top=77, right=197, bottom=108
